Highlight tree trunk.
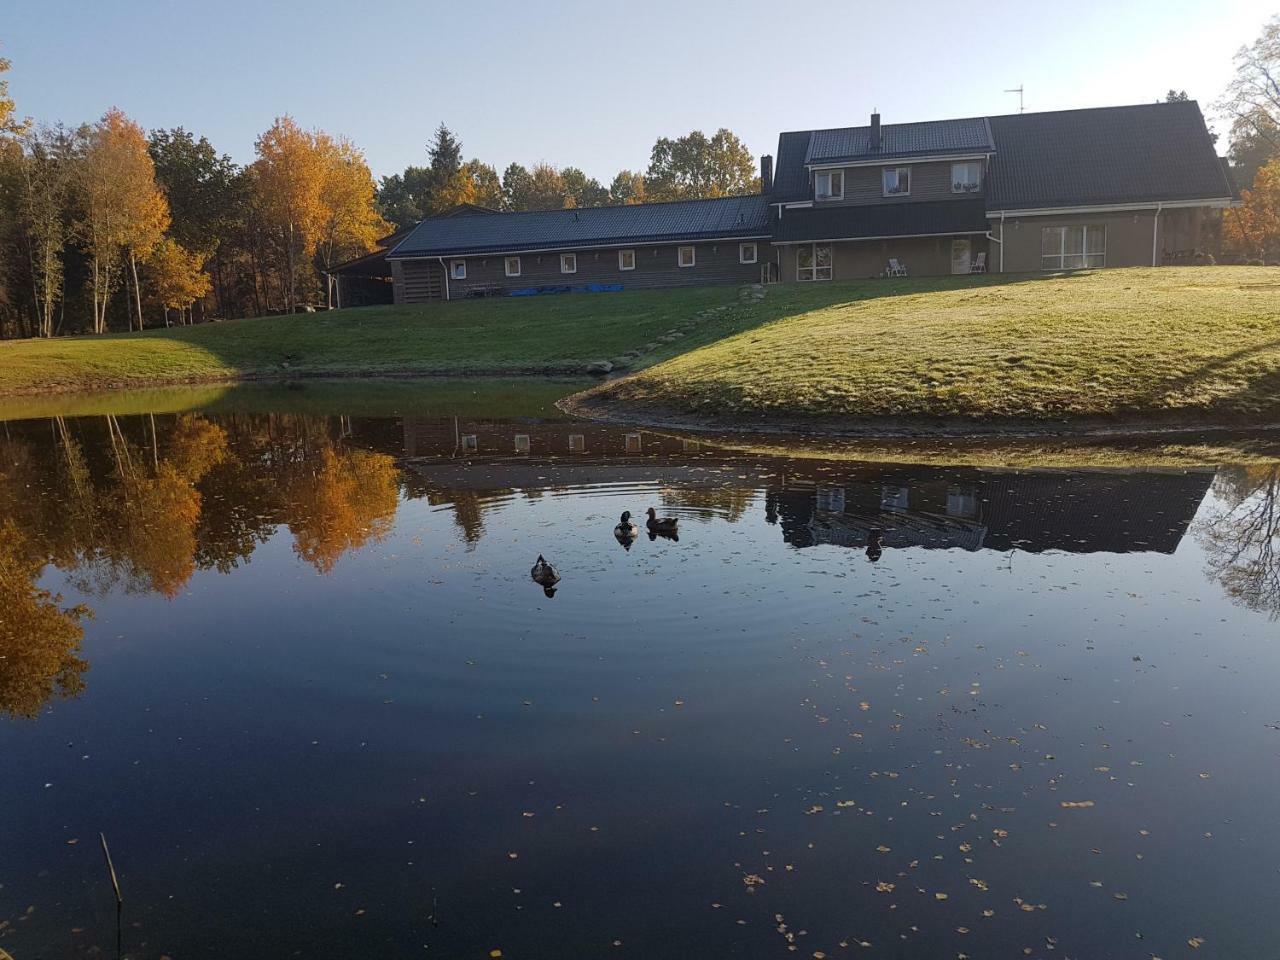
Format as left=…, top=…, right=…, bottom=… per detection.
left=129, top=252, right=144, bottom=332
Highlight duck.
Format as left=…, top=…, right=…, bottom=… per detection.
left=645, top=507, right=679, bottom=533
left=614, top=510, right=639, bottom=539
left=530, top=555, right=561, bottom=596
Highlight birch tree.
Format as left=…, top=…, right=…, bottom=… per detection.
left=250, top=116, right=325, bottom=313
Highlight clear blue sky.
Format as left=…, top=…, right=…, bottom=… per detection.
left=3, top=0, right=1272, bottom=182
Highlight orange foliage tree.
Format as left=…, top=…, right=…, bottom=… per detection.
left=1224, top=156, right=1280, bottom=261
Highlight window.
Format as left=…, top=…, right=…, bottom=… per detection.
left=450, top=259, right=467, bottom=280
left=951, top=161, right=982, bottom=193
left=739, top=242, right=758, bottom=264
left=504, top=256, right=521, bottom=277
left=815, top=170, right=844, bottom=200
left=796, top=243, right=832, bottom=281
left=461, top=434, right=478, bottom=453
left=560, top=253, right=577, bottom=274
left=1040, top=225, right=1106, bottom=270
left=881, top=485, right=910, bottom=511
left=678, top=245, right=696, bottom=268
left=816, top=486, right=846, bottom=514
left=882, top=167, right=911, bottom=196
left=946, top=486, right=979, bottom=519
left=618, top=249, right=635, bottom=271
left=624, top=432, right=642, bottom=453
left=568, top=434, right=585, bottom=452
left=514, top=434, right=530, bottom=454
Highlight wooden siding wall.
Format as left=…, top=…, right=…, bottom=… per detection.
left=776, top=235, right=990, bottom=281
left=394, top=259, right=445, bottom=304
left=809, top=159, right=986, bottom=207
left=393, top=240, right=766, bottom=304
left=994, top=211, right=1159, bottom=272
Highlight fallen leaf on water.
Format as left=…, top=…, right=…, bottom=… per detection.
left=1060, top=800, right=1095, bottom=809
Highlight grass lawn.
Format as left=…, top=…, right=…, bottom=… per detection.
left=0, top=286, right=759, bottom=397
left=578, top=267, right=1280, bottom=427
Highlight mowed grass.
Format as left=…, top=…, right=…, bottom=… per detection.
left=584, top=267, right=1280, bottom=425
left=0, top=286, right=754, bottom=396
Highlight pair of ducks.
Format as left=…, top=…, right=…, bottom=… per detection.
left=530, top=508, right=679, bottom=596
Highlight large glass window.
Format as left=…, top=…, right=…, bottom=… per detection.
left=815, top=170, right=844, bottom=200
left=1040, top=225, right=1106, bottom=270
left=882, top=167, right=911, bottom=196
left=951, top=161, right=982, bottom=192
left=796, top=243, right=833, bottom=281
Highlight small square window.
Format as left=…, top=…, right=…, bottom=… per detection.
left=618, top=249, right=635, bottom=271
left=504, top=256, right=521, bottom=277
left=815, top=170, right=844, bottom=200
left=568, top=434, right=585, bottom=452
left=739, top=242, right=757, bottom=264
left=882, top=167, right=911, bottom=196
left=951, top=161, right=982, bottom=193
left=677, top=246, right=696, bottom=268
left=461, top=434, right=478, bottom=453
left=450, top=259, right=467, bottom=280
left=514, top=434, right=530, bottom=454
left=560, top=253, right=577, bottom=274
left=624, top=432, right=642, bottom=453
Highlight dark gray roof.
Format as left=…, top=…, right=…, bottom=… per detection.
left=388, top=194, right=769, bottom=258
left=985, top=101, right=1234, bottom=211
left=805, top=118, right=993, bottom=165
left=772, top=199, right=989, bottom=244
left=772, top=130, right=815, bottom=202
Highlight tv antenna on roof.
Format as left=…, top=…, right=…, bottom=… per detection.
left=1004, top=85, right=1025, bottom=113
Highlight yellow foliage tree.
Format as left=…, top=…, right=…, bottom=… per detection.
left=316, top=133, right=389, bottom=307
left=146, top=237, right=212, bottom=326
left=284, top=446, right=398, bottom=573
left=1224, top=156, right=1280, bottom=261
left=78, top=109, right=170, bottom=333
left=251, top=116, right=327, bottom=314
left=0, top=519, right=89, bottom=719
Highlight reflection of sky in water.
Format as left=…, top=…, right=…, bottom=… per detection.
left=1, top=412, right=1278, bottom=958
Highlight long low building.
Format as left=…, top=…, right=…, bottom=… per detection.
left=379, top=100, right=1239, bottom=304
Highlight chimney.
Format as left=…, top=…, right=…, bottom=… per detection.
left=760, top=154, right=774, bottom=193
left=870, top=112, right=881, bottom=151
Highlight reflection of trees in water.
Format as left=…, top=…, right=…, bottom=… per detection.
left=0, top=519, right=89, bottom=719
left=660, top=486, right=755, bottom=522
left=0, top=413, right=403, bottom=715
left=424, top=489, right=512, bottom=548
left=1199, top=465, right=1280, bottom=619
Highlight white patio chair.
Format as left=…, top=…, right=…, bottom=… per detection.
left=970, top=252, right=987, bottom=274
left=887, top=258, right=908, bottom=277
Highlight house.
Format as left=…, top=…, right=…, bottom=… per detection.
left=384, top=101, right=1236, bottom=304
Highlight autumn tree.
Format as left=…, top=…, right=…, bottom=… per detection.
left=1223, top=155, right=1280, bottom=260
left=501, top=162, right=535, bottom=211
left=609, top=169, right=647, bottom=205
left=16, top=125, right=79, bottom=337
left=1218, top=16, right=1280, bottom=188
left=315, top=133, right=388, bottom=306
left=644, top=128, right=758, bottom=201
left=146, top=237, right=211, bottom=325
left=525, top=163, right=571, bottom=210
left=561, top=167, right=609, bottom=208
left=283, top=446, right=398, bottom=573
left=250, top=116, right=326, bottom=313
left=462, top=159, right=503, bottom=209
left=77, top=109, right=170, bottom=333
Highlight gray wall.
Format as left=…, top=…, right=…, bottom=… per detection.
left=808, top=159, right=986, bottom=207
left=777, top=235, right=991, bottom=281
left=993, top=211, right=1158, bottom=272
left=394, top=239, right=768, bottom=304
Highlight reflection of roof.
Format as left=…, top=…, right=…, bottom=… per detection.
left=808, top=511, right=988, bottom=551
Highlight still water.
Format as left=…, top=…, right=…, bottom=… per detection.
left=1, top=395, right=1278, bottom=959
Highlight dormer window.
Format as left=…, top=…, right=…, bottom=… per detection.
left=882, top=167, right=911, bottom=197
left=815, top=170, right=844, bottom=200
left=952, top=161, right=982, bottom=193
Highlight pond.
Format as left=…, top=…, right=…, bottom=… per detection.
left=1, top=384, right=1278, bottom=959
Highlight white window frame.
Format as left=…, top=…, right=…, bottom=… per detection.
left=795, top=243, right=833, bottom=282
left=560, top=252, right=577, bottom=274
left=882, top=166, right=911, bottom=197
left=677, top=245, right=696, bottom=268
left=514, top=434, right=530, bottom=454
left=450, top=259, right=467, bottom=280
left=951, top=161, right=982, bottom=193
left=739, top=242, right=758, bottom=264
left=504, top=256, right=521, bottom=277
left=1040, top=225, right=1106, bottom=271
left=461, top=434, right=478, bottom=453
left=618, top=249, right=636, bottom=271
left=815, top=169, right=844, bottom=201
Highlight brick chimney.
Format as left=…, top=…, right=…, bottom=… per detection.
left=870, top=112, right=881, bottom=151
left=760, top=154, right=773, bottom=193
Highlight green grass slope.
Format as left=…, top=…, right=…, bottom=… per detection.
left=0, top=286, right=759, bottom=396
left=580, top=267, right=1280, bottom=426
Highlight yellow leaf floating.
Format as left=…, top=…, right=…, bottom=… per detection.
left=1188, top=937, right=1206, bottom=949
left=1060, top=800, right=1096, bottom=809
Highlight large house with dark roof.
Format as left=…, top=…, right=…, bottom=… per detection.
left=374, top=100, right=1237, bottom=304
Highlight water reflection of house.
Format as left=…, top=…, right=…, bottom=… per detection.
left=770, top=468, right=1215, bottom=555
